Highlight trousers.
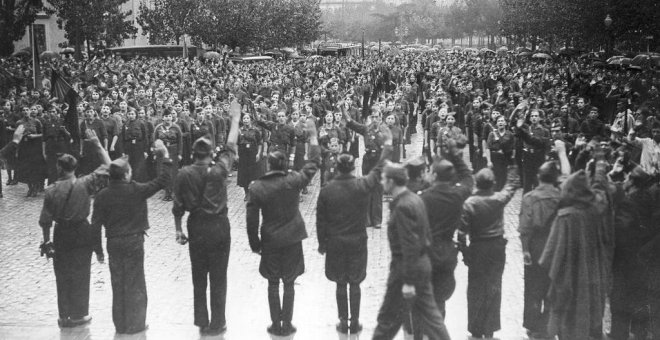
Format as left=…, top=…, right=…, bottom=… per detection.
left=107, top=233, right=147, bottom=334
left=53, top=246, right=92, bottom=319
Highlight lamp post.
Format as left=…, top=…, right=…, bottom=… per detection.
left=362, top=28, right=365, bottom=59
left=604, top=14, right=613, bottom=57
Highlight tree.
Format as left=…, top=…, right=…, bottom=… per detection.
left=48, top=0, right=137, bottom=58
left=137, top=0, right=200, bottom=45
left=0, top=0, right=44, bottom=56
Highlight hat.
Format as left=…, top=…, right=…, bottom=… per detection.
left=109, top=156, right=131, bottom=180
left=383, top=161, right=408, bottom=185
left=192, top=137, right=213, bottom=156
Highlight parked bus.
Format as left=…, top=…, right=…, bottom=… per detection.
left=105, top=45, right=204, bottom=60
left=317, top=43, right=362, bottom=57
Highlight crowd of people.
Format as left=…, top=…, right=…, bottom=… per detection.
left=1, top=48, right=659, bottom=340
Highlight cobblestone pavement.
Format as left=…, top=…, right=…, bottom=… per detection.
left=0, top=127, right=528, bottom=340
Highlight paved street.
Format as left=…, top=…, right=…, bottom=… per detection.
left=0, top=128, right=527, bottom=340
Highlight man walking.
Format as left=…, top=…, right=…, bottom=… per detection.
left=316, top=125, right=393, bottom=334
left=91, top=139, right=171, bottom=334
left=171, top=99, right=241, bottom=335
left=38, top=129, right=110, bottom=328
left=373, top=162, right=451, bottom=340
left=246, top=119, right=320, bottom=336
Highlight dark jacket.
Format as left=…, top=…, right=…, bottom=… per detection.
left=419, top=155, right=474, bottom=266
left=519, top=183, right=560, bottom=262
left=92, top=159, right=172, bottom=238
left=387, top=189, right=433, bottom=285
left=458, top=165, right=520, bottom=243
left=316, top=146, right=392, bottom=251
left=247, top=145, right=321, bottom=252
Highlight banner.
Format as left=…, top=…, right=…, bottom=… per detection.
left=51, top=70, right=80, bottom=144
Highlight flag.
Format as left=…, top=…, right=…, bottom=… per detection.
left=51, top=70, right=80, bottom=144
left=31, top=24, right=41, bottom=90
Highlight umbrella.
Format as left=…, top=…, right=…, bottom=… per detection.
left=203, top=51, right=222, bottom=60
left=60, top=47, right=75, bottom=54
left=496, top=46, right=508, bottom=52
left=480, top=48, right=495, bottom=55
left=452, top=45, right=463, bottom=51
left=11, top=48, right=30, bottom=58
left=40, top=51, right=58, bottom=60
left=464, top=47, right=478, bottom=53
left=532, top=53, right=552, bottom=60
left=515, top=47, right=531, bottom=53
left=518, top=51, right=533, bottom=57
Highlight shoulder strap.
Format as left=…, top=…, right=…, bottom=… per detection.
left=56, top=179, right=76, bottom=222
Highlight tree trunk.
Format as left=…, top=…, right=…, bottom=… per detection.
left=75, top=39, right=83, bottom=61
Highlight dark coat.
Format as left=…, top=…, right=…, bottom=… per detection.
left=317, top=145, right=392, bottom=245
left=419, top=155, right=473, bottom=267
left=246, top=145, right=321, bottom=252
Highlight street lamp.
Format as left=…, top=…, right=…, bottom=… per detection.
left=604, top=14, right=613, bottom=56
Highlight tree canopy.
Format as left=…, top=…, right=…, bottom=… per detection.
left=0, top=0, right=44, bottom=57
left=137, top=0, right=322, bottom=49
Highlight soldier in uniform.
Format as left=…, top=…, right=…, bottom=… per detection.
left=246, top=119, right=320, bottom=336
left=256, top=110, right=296, bottom=168
left=79, top=108, right=108, bottom=176
left=171, top=99, right=241, bottom=336
left=316, top=125, right=392, bottom=334
left=153, top=110, right=182, bottom=201
left=319, top=112, right=346, bottom=186
left=519, top=161, right=561, bottom=339
left=236, top=114, right=263, bottom=199
left=42, top=107, right=72, bottom=185
left=517, top=110, right=551, bottom=193
left=345, top=107, right=386, bottom=228
left=38, top=130, right=110, bottom=328
left=191, top=107, right=217, bottom=153
left=121, top=109, right=149, bottom=182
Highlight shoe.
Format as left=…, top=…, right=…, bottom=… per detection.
left=336, top=319, right=349, bottom=334
left=302, top=187, right=308, bottom=194
left=267, top=323, right=282, bottom=336
left=201, top=324, right=226, bottom=336
left=0, top=192, right=3, bottom=198
left=163, top=195, right=173, bottom=201
left=68, top=315, right=92, bottom=326
left=26, top=189, right=33, bottom=197
left=9, top=180, right=18, bottom=186
left=121, top=324, right=149, bottom=334
left=349, top=320, right=362, bottom=334
left=58, top=318, right=71, bottom=328
left=372, top=224, right=382, bottom=229
left=280, top=322, right=297, bottom=336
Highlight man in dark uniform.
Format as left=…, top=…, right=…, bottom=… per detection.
left=316, top=126, right=393, bottom=334
left=345, top=108, right=385, bottom=228
left=121, top=109, right=149, bottom=182
left=38, top=129, right=110, bottom=328
left=517, top=110, right=551, bottom=193
left=79, top=108, right=108, bottom=175
left=171, top=99, right=241, bottom=336
left=91, top=140, right=171, bottom=334
left=419, top=139, right=474, bottom=318
left=255, top=110, right=296, bottom=168
left=246, top=119, right=320, bottom=336
left=373, top=162, right=450, bottom=340
left=519, top=161, right=560, bottom=339
left=154, top=110, right=182, bottom=201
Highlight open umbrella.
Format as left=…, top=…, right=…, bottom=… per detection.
left=496, top=46, right=508, bottom=52
left=452, top=45, right=463, bottom=51
left=480, top=48, right=495, bottom=55
left=60, top=47, right=74, bottom=54
left=518, top=51, right=533, bottom=57
left=515, top=47, right=531, bottom=53
left=11, top=48, right=30, bottom=58
left=40, top=51, right=58, bottom=60
left=464, top=47, right=478, bottom=53
left=532, top=53, right=552, bottom=60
